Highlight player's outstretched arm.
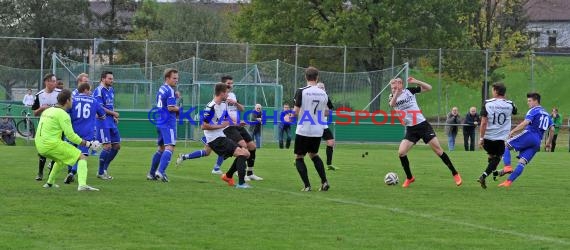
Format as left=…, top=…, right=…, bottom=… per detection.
left=509, top=119, right=530, bottom=138
left=408, top=77, right=432, bottom=92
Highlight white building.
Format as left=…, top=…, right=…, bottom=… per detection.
left=525, top=0, right=570, bottom=48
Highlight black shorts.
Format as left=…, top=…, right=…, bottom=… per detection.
left=483, top=139, right=505, bottom=157
left=238, top=126, right=253, bottom=143
left=322, top=128, right=334, bottom=140
left=223, top=126, right=253, bottom=143
left=294, top=134, right=322, bottom=155
left=208, top=137, right=239, bottom=159
left=404, top=121, right=436, bottom=144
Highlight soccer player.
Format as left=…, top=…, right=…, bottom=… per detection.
left=32, top=73, right=61, bottom=181
left=72, top=73, right=90, bottom=96
left=93, top=71, right=120, bottom=180
left=496, top=92, right=554, bottom=188
left=476, top=83, right=517, bottom=189
left=316, top=82, right=337, bottom=170
left=38, top=89, right=101, bottom=191
left=222, top=76, right=262, bottom=181
left=205, top=83, right=251, bottom=188
left=186, top=75, right=262, bottom=180
left=389, top=77, right=462, bottom=188
left=294, top=67, right=330, bottom=192
left=64, top=82, right=106, bottom=185
left=147, top=68, right=180, bottom=182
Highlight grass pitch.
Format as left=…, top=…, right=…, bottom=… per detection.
left=1, top=142, right=569, bottom=249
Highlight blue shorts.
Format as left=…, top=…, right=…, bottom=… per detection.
left=507, top=130, right=540, bottom=163
left=157, top=127, right=176, bottom=146
left=97, top=127, right=121, bottom=144
left=78, top=145, right=90, bottom=155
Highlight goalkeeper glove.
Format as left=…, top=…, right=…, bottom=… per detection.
left=85, top=140, right=101, bottom=151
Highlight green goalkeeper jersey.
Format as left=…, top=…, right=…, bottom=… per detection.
left=36, top=106, right=82, bottom=150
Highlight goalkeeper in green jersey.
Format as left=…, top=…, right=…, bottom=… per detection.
left=36, top=89, right=102, bottom=191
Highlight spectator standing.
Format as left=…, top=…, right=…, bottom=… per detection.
left=463, top=107, right=480, bottom=151
left=445, top=107, right=460, bottom=151
left=546, top=108, right=562, bottom=152
left=250, top=104, right=263, bottom=148
left=0, top=117, right=16, bottom=145
left=22, top=89, right=35, bottom=106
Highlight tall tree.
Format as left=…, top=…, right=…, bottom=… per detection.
left=91, top=0, right=137, bottom=64
left=122, top=1, right=234, bottom=66
left=233, top=0, right=469, bottom=71
left=118, top=0, right=163, bottom=64
left=451, top=0, right=528, bottom=101
left=233, top=0, right=469, bottom=109
left=0, top=0, right=92, bottom=68
left=0, top=0, right=91, bottom=98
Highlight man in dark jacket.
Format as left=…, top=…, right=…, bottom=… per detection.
left=445, top=107, right=460, bottom=151
left=463, top=106, right=480, bottom=151
left=0, top=117, right=16, bottom=145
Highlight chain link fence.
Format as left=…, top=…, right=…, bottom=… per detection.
left=1, top=36, right=568, bottom=147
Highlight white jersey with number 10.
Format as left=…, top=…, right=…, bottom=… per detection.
left=481, top=98, right=517, bottom=141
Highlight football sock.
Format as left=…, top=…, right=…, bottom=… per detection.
left=503, top=147, right=511, bottom=166
left=185, top=150, right=205, bottom=160
left=439, top=152, right=458, bottom=175
left=215, top=155, right=224, bottom=170
left=98, top=149, right=110, bottom=175
left=149, top=150, right=163, bottom=175
left=71, top=163, right=78, bottom=175
left=285, top=138, right=291, bottom=149
left=326, top=146, right=333, bottom=166
left=77, top=159, right=87, bottom=187
left=246, top=149, right=256, bottom=175
left=235, top=156, right=247, bottom=185
left=46, top=162, right=63, bottom=185
left=108, top=147, right=119, bottom=161
left=247, top=149, right=256, bottom=167
left=508, top=163, right=525, bottom=182
left=157, top=150, right=173, bottom=173
left=38, top=156, right=47, bottom=175
left=47, top=161, right=55, bottom=175
left=104, top=148, right=119, bottom=171
left=483, top=156, right=501, bottom=178
left=226, top=160, right=237, bottom=178
left=399, top=155, right=413, bottom=179
left=67, top=165, right=73, bottom=174
left=295, top=158, right=311, bottom=188
left=279, top=140, right=284, bottom=149
left=311, top=155, right=327, bottom=184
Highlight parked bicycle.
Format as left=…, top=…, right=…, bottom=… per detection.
left=1, top=104, right=35, bottom=138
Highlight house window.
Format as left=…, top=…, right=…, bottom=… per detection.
left=529, top=31, right=540, bottom=47
left=548, top=36, right=557, bottom=47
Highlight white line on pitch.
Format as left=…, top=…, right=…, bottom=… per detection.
left=171, top=174, right=569, bottom=246
left=263, top=187, right=569, bottom=246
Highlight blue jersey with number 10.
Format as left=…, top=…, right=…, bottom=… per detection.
left=524, top=106, right=553, bottom=140
left=71, top=94, right=106, bottom=140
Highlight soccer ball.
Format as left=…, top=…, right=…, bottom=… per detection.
left=384, top=172, right=399, bottom=185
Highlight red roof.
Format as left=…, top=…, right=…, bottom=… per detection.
left=525, top=0, right=570, bottom=21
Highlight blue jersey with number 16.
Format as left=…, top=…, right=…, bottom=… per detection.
left=524, top=106, right=553, bottom=140
left=71, top=94, right=106, bottom=140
